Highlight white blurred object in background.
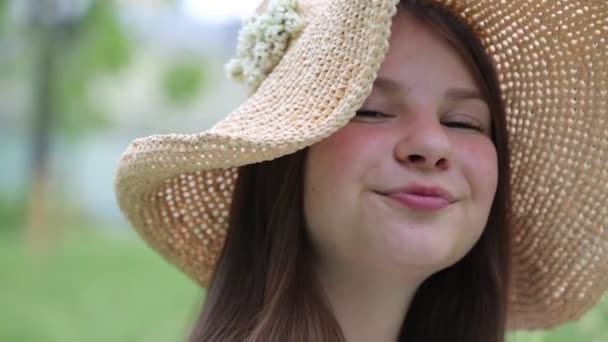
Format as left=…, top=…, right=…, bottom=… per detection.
left=181, top=0, right=258, bottom=23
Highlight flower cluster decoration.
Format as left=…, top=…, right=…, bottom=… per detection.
left=225, top=0, right=305, bottom=94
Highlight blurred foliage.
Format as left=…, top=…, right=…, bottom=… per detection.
left=162, top=61, right=206, bottom=106
left=0, top=194, right=27, bottom=232
left=0, top=0, right=6, bottom=34
left=53, top=0, right=132, bottom=138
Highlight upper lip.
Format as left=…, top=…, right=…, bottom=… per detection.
left=383, top=183, right=456, bottom=203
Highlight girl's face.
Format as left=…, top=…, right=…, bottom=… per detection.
left=304, top=11, right=498, bottom=278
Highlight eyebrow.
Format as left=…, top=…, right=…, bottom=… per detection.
left=373, top=77, right=404, bottom=95
left=444, top=88, right=486, bottom=103
left=373, top=76, right=487, bottom=103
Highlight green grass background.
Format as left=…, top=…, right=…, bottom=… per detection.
left=1, top=227, right=606, bottom=341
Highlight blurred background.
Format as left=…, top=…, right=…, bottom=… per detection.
left=0, top=0, right=605, bottom=341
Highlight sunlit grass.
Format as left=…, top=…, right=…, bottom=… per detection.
left=0, top=226, right=606, bottom=341
left=0, top=227, right=202, bottom=341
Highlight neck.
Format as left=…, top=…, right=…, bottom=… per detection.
left=315, top=258, right=425, bottom=342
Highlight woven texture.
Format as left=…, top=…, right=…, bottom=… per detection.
left=114, top=0, right=608, bottom=330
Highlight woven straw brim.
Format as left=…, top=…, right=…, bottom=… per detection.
left=115, top=0, right=608, bottom=330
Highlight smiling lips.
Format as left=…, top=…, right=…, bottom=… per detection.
left=383, top=183, right=456, bottom=211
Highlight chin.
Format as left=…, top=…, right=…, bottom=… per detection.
left=382, top=228, right=459, bottom=266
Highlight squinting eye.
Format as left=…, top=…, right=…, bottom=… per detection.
left=443, top=120, right=483, bottom=132
left=354, top=110, right=391, bottom=120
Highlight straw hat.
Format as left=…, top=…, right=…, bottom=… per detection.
left=114, top=0, right=608, bottom=330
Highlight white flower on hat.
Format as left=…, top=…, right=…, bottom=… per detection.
left=226, top=0, right=305, bottom=94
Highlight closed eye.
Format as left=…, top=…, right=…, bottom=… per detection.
left=356, top=110, right=390, bottom=118
left=354, top=110, right=485, bottom=132
left=442, top=121, right=483, bottom=132
left=352, top=110, right=393, bottom=122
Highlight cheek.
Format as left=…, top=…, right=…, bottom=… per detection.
left=303, top=125, right=381, bottom=232
left=303, top=128, right=363, bottom=252
left=310, top=126, right=372, bottom=167
left=457, top=138, right=498, bottom=202
left=309, top=138, right=352, bottom=174
left=306, top=125, right=380, bottom=186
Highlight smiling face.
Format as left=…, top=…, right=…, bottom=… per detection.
left=303, top=10, right=498, bottom=279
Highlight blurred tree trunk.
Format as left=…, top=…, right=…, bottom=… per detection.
left=25, top=2, right=59, bottom=252
left=24, top=0, right=120, bottom=250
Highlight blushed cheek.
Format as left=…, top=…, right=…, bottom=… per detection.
left=459, top=140, right=498, bottom=201
left=304, top=128, right=365, bottom=242
left=306, top=128, right=357, bottom=201
left=309, top=126, right=371, bottom=171
left=305, top=126, right=377, bottom=225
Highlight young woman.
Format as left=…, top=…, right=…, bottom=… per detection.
left=114, top=0, right=608, bottom=341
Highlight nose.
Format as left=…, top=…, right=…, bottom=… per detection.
left=394, top=117, right=452, bottom=172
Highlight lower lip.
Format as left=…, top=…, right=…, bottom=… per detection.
left=385, top=193, right=451, bottom=211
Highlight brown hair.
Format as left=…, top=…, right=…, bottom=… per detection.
left=189, top=1, right=511, bottom=341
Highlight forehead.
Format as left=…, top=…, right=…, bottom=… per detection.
left=377, top=10, right=479, bottom=93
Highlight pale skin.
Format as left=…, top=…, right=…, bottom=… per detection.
left=303, top=9, right=498, bottom=342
